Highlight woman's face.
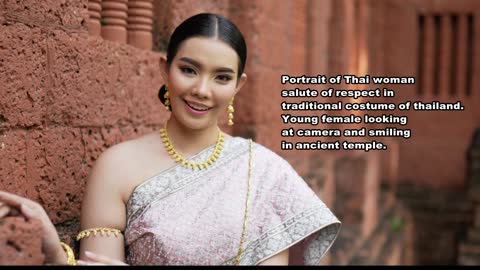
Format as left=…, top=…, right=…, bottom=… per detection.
left=161, top=37, right=247, bottom=130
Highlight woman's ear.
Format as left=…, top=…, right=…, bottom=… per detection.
left=234, top=73, right=248, bottom=95
left=159, top=55, right=169, bottom=82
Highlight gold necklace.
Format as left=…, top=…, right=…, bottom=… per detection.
left=159, top=122, right=224, bottom=170
left=235, top=138, right=253, bottom=265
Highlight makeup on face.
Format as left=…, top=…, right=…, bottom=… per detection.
left=168, top=38, right=241, bottom=127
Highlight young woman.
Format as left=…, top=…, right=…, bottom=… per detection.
left=0, top=13, right=340, bottom=265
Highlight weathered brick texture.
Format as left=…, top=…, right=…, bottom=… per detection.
left=0, top=217, right=45, bottom=265
left=1, top=0, right=479, bottom=266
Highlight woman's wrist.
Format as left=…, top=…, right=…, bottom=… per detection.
left=59, top=242, right=77, bottom=265
left=46, top=243, right=69, bottom=265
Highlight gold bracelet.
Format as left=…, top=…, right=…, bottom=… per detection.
left=76, top=227, right=122, bottom=241
left=59, top=242, right=76, bottom=266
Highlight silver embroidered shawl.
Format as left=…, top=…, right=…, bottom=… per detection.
left=124, top=136, right=341, bottom=265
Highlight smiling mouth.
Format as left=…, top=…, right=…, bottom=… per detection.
left=183, top=99, right=212, bottom=111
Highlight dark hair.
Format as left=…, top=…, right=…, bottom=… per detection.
left=158, top=13, right=247, bottom=105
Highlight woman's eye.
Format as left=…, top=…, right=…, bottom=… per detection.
left=180, top=67, right=196, bottom=75
left=217, top=75, right=232, bottom=82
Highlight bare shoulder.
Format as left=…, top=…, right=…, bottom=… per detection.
left=81, top=131, right=167, bottom=230
left=88, top=132, right=168, bottom=201
left=90, top=133, right=153, bottom=177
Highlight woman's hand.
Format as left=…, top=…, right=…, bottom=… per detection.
left=0, top=190, right=68, bottom=265
left=0, top=201, right=11, bottom=218
left=77, top=251, right=128, bottom=265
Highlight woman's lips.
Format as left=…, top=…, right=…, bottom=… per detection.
left=183, top=99, right=211, bottom=115
left=184, top=99, right=211, bottom=110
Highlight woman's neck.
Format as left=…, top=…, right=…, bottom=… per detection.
left=165, top=116, right=220, bottom=157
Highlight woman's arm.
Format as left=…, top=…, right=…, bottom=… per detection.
left=78, top=146, right=130, bottom=263
left=258, top=248, right=289, bottom=265
left=0, top=191, right=68, bottom=265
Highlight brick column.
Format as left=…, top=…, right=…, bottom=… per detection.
left=455, top=15, right=468, bottom=98
left=101, top=0, right=128, bottom=43
left=88, top=0, right=102, bottom=36
left=421, top=15, right=435, bottom=100
left=438, top=15, right=452, bottom=100
left=127, top=0, right=154, bottom=50
left=472, top=12, right=480, bottom=100
left=362, top=151, right=380, bottom=238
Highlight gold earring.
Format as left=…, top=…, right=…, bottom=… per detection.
left=164, top=83, right=171, bottom=111
left=228, top=96, right=234, bottom=126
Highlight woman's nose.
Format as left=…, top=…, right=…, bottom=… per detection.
left=191, top=79, right=211, bottom=98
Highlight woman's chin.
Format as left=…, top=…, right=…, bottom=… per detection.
left=175, top=116, right=216, bottom=130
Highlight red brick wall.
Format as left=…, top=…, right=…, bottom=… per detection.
left=2, top=0, right=478, bottom=266
left=380, top=0, right=480, bottom=264
left=0, top=0, right=167, bottom=227
left=0, top=217, right=45, bottom=265
left=382, top=0, right=480, bottom=189
left=0, top=1, right=168, bottom=259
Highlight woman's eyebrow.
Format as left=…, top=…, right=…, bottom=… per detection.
left=179, top=57, right=235, bottom=73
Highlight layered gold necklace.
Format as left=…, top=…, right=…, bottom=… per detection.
left=159, top=121, right=224, bottom=170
